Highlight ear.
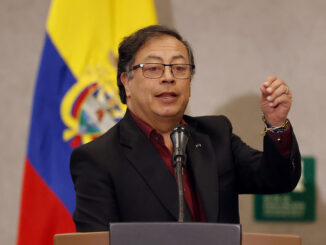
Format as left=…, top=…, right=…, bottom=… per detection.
left=120, top=72, right=131, bottom=97
left=189, top=79, right=191, bottom=98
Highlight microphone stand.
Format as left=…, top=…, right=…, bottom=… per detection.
left=174, top=156, right=185, bottom=222
left=171, top=125, right=190, bottom=223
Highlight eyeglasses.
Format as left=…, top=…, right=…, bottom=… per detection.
left=130, top=63, right=195, bottom=79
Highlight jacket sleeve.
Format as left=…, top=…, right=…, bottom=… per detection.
left=70, top=147, right=120, bottom=232
left=227, top=118, right=302, bottom=194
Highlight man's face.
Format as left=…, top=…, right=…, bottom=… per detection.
left=121, top=35, right=191, bottom=125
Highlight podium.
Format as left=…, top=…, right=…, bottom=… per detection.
left=54, top=223, right=301, bottom=245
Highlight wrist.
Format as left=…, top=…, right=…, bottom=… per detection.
left=263, top=117, right=286, bottom=127
left=261, top=115, right=289, bottom=136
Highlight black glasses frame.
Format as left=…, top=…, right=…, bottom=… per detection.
left=130, top=63, right=195, bottom=79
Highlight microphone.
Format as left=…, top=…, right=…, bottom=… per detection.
left=170, top=124, right=190, bottom=222
left=170, top=124, right=190, bottom=167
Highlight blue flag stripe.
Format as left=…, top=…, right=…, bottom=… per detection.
left=27, top=34, right=76, bottom=214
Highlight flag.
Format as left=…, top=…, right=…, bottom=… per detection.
left=17, top=1, right=157, bottom=244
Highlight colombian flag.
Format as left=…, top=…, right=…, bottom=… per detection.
left=17, top=1, right=157, bottom=244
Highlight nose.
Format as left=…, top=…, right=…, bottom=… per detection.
left=161, top=66, right=175, bottom=84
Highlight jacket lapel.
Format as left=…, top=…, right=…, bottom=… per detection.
left=119, top=112, right=183, bottom=220
left=119, top=112, right=216, bottom=221
left=186, top=120, right=219, bottom=222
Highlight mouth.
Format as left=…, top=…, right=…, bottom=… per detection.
left=155, top=92, right=178, bottom=103
left=155, top=92, right=177, bottom=98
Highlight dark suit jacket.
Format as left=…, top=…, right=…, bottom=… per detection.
left=70, top=111, right=301, bottom=232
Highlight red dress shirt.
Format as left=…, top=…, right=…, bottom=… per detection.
left=130, top=112, right=206, bottom=221
left=266, top=123, right=292, bottom=157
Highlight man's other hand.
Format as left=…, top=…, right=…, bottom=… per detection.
left=260, top=75, right=292, bottom=126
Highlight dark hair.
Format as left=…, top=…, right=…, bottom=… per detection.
left=117, top=25, right=195, bottom=104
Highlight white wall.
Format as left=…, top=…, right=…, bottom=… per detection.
left=1, top=0, right=325, bottom=244
left=163, top=1, right=326, bottom=244
left=0, top=0, right=51, bottom=244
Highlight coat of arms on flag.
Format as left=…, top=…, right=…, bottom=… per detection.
left=60, top=63, right=125, bottom=147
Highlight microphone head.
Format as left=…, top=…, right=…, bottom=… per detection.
left=170, top=124, right=190, bottom=161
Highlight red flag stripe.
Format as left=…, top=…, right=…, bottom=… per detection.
left=17, top=158, right=76, bottom=245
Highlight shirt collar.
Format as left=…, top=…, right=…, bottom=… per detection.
left=129, top=110, right=187, bottom=139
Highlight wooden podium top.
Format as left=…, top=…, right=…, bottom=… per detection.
left=54, top=231, right=301, bottom=245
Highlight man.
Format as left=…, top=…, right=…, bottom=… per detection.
left=70, top=25, right=301, bottom=232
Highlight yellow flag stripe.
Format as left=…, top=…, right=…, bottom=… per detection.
left=46, top=0, right=157, bottom=79
left=46, top=0, right=156, bottom=145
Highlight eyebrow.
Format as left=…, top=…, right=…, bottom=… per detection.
left=144, top=55, right=187, bottom=63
